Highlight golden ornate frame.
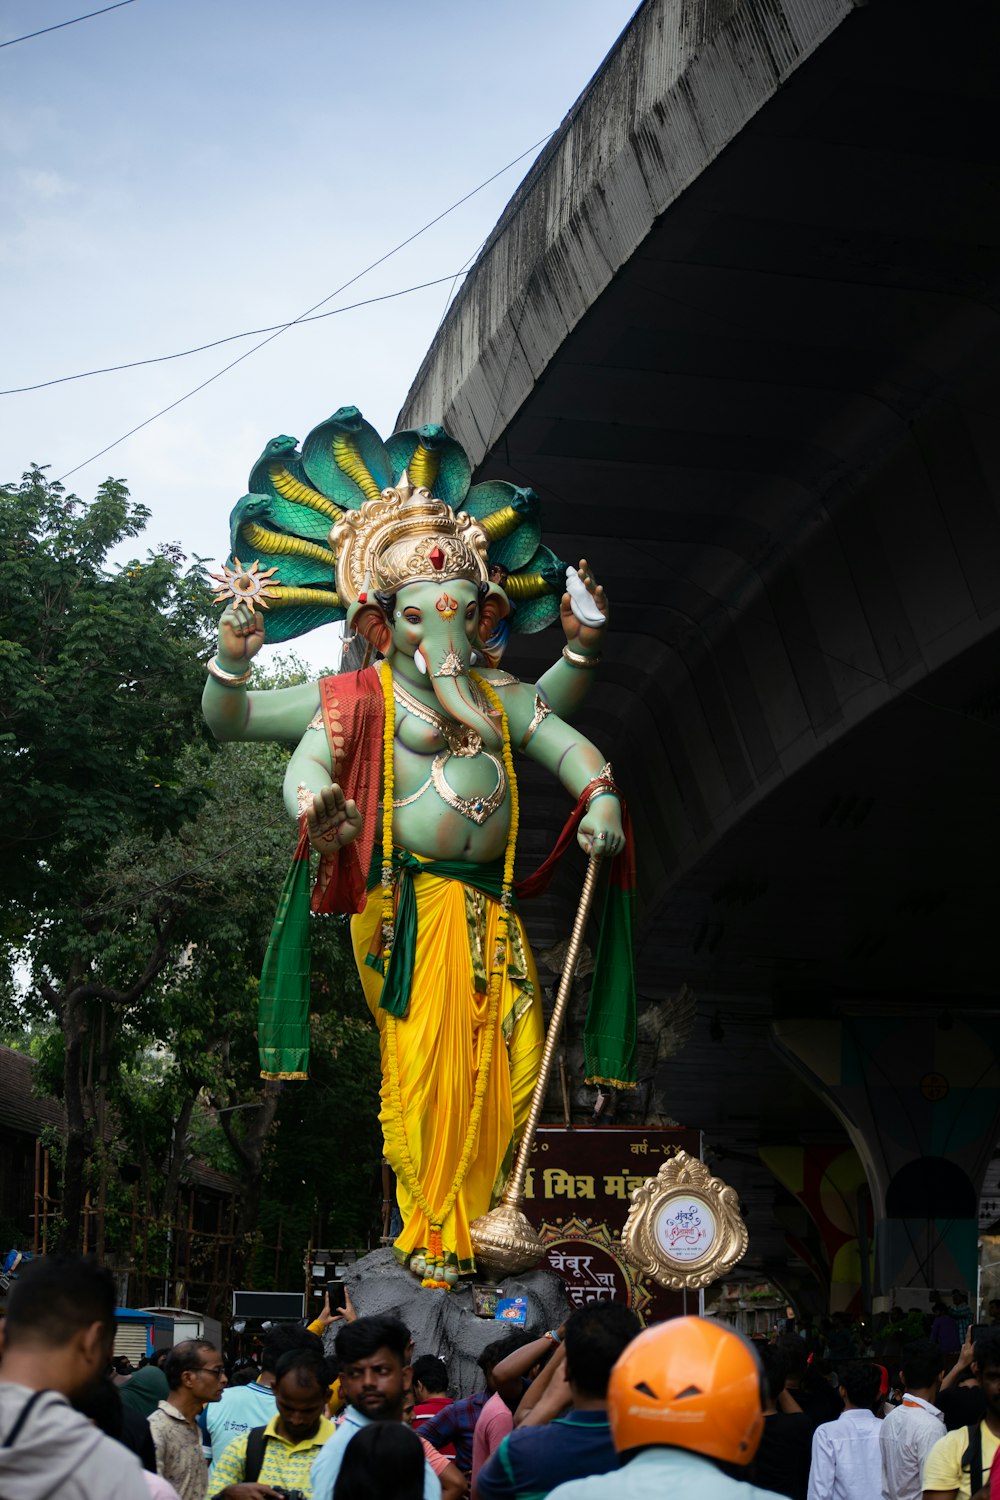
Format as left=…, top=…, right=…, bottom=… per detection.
left=621, top=1149, right=748, bottom=1290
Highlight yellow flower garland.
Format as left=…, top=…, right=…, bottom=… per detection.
left=379, top=660, right=395, bottom=964
left=378, top=665, right=519, bottom=1285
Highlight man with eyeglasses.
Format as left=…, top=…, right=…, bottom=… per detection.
left=149, top=1339, right=228, bottom=1500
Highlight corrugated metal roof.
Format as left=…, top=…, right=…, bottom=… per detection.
left=0, top=1046, right=64, bottom=1136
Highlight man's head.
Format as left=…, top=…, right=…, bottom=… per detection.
left=335, top=1314, right=411, bottom=1421
left=563, top=1302, right=641, bottom=1403
left=607, top=1317, right=764, bottom=1469
left=273, top=1350, right=330, bottom=1445
left=4, top=1254, right=116, bottom=1398
left=411, top=1354, right=449, bottom=1401
left=261, top=1323, right=324, bottom=1377
left=479, top=1336, right=519, bottom=1395
left=953, top=1289, right=968, bottom=1306
left=990, top=1299, right=1000, bottom=1322
left=838, top=1361, right=881, bottom=1411
left=974, top=1328, right=1000, bottom=1417
left=774, top=1333, right=808, bottom=1386
left=758, top=1345, right=789, bottom=1412
left=164, top=1339, right=227, bottom=1409
left=900, top=1339, right=945, bottom=1397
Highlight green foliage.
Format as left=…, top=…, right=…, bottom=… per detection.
left=0, top=465, right=379, bottom=1289
left=0, top=465, right=216, bottom=931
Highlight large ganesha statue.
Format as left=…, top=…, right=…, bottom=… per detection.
left=202, top=407, right=634, bottom=1281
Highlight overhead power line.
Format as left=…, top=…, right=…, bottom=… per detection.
left=54, top=130, right=555, bottom=483
left=0, top=0, right=137, bottom=50
left=1, top=272, right=471, bottom=396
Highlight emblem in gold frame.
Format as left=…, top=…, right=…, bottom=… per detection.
left=621, top=1149, right=748, bottom=1291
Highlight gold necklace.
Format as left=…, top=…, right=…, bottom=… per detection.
left=393, top=677, right=486, bottom=758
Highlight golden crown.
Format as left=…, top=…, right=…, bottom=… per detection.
left=331, top=481, right=490, bottom=605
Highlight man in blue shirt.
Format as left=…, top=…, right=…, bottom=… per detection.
left=310, top=1314, right=441, bottom=1500
left=478, top=1302, right=640, bottom=1500
left=205, top=1322, right=324, bottom=1464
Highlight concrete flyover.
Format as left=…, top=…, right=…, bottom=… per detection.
left=399, top=0, right=1000, bottom=1304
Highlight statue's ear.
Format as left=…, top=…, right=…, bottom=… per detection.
left=347, top=599, right=392, bottom=655
left=477, top=581, right=510, bottom=643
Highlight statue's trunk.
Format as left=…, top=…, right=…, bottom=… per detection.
left=431, top=662, right=502, bottom=752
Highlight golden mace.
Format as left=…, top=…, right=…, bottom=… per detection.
left=470, top=849, right=604, bottom=1276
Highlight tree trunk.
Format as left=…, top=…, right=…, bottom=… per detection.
left=55, top=974, right=91, bottom=1253
left=218, top=1082, right=281, bottom=1287
left=159, top=1094, right=196, bottom=1228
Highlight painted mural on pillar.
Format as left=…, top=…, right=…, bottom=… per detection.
left=774, top=1015, right=1000, bottom=1297
left=760, top=1144, right=871, bottom=1313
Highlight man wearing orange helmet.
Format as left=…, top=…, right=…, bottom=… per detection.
left=545, top=1316, right=786, bottom=1500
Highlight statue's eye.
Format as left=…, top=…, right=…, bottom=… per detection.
left=465, top=603, right=477, bottom=619
left=403, top=610, right=421, bottom=625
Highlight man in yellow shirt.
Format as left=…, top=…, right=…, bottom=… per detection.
left=208, top=1349, right=334, bottom=1499
left=923, top=1329, right=1000, bottom=1500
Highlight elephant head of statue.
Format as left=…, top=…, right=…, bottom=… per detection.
left=347, top=574, right=510, bottom=751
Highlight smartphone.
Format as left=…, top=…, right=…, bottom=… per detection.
left=325, top=1279, right=346, bottom=1312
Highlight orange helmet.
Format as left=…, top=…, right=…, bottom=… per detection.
left=608, top=1316, right=765, bottom=1466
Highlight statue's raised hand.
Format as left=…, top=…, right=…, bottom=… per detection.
left=561, top=558, right=608, bottom=657
left=305, top=783, right=362, bottom=856
left=218, top=600, right=266, bottom=667
left=578, top=794, right=624, bottom=858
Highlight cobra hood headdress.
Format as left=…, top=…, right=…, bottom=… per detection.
left=209, top=405, right=566, bottom=652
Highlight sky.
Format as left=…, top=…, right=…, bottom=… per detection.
left=0, top=0, right=638, bottom=669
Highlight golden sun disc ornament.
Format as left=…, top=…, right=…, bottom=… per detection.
left=209, top=556, right=281, bottom=611
left=620, top=1149, right=748, bottom=1291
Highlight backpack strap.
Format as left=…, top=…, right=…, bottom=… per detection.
left=960, top=1421, right=983, bottom=1496
left=244, top=1425, right=269, bottom=1485
left=2, top=1390, right=49, bottom=1449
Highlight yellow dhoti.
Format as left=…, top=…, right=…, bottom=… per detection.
left=352, top=865, right=544, bottom=1270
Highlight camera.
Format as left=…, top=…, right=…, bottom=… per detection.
left=271, top=1490, right=307, bottom=1500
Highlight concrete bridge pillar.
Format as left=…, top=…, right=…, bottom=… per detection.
left=772, top=1015, right=1000, bottom=1302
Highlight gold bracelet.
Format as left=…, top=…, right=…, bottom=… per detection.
left=562, top=645, right=602, bottom=669
left=585, top=763, right=619, bottom=813
left=206, top=657, right=252, bottom=687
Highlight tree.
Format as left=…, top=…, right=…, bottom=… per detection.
left=0, top=467, right=214, bottom=924
left=0, top=469, right=380, bottom=1276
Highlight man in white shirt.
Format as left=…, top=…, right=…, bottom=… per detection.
left=807, top=1361, right=883, bottom=1500
left=880, top=1339, right=945, bottom=1500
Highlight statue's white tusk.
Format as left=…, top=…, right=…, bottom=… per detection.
left=414, top=648, right=428, bottom=676
left=566, top=565, right=605, bottom=627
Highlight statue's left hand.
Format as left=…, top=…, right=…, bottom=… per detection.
left=561, top=558, right=608, bottom=656
left=578, top=795, right=625, bottom=857
left=305, top=783, right=362, bottom=855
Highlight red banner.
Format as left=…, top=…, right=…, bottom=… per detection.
left=521, top=1126, right=702, bottom=1325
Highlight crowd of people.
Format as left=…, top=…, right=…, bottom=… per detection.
left=1, top=1255, right=999, bottom=1500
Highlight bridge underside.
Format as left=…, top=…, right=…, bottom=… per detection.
left=400, top=0, right=1000, bottom=1298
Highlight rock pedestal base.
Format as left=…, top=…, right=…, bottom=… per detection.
left=333, top=1248, right=570, bottom=1396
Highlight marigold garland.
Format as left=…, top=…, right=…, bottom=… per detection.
left=378, top=665, right=519, bottom=1282
left=379, top=660, right=396, bottom=964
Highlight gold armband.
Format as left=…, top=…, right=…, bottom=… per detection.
left=206, top=657, right=252, bottom=686
left=562, top=645, right=602, bottom=669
